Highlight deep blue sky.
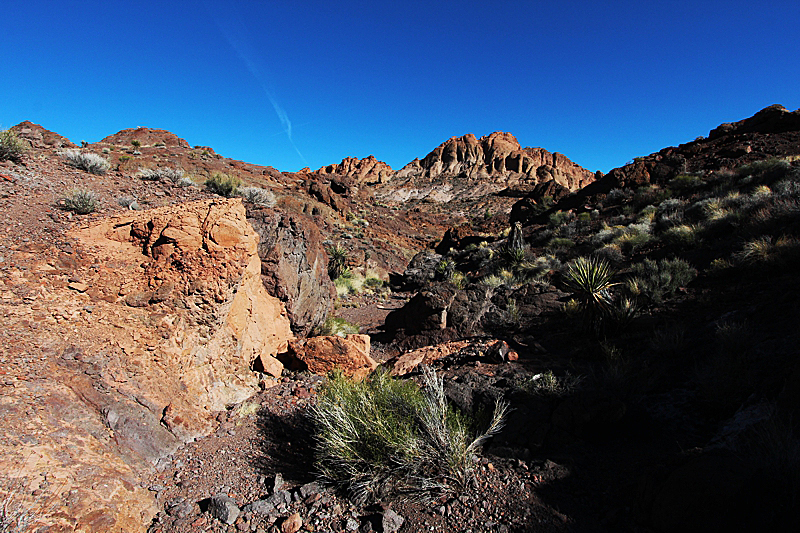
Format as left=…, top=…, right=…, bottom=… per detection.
left=2, top=1, right=798, bottom=173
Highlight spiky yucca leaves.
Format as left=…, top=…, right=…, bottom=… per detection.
left=311, top=367, right=508, bottom=504
left=327, top=244, right=349, bottom=280
left=562, top=256, right=617, bottom=327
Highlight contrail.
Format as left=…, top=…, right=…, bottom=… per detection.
left=204, top=2, right=308, bottom=166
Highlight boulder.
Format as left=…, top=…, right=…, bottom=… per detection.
left=248, top=209, right=335, bottom=336
left=286, top=334, right=377, bottom=379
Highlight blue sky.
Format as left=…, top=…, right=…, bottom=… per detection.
left=2, top=1, right=798, bottom=173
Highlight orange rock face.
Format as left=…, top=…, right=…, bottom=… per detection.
left=0, top=198, right=294, bottom=532
left=287, top=334, right=377, bottom=379
left=316, top=155, right=394, bottom=185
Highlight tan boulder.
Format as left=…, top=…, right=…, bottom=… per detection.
left=287, top=334, right=377, bottom=379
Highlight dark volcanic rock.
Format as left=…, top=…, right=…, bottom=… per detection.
left=248, top=208, right=335, bottom=336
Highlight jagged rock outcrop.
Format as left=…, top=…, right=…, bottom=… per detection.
left=98, top=126, right=191, bottom=148
left=316, top=155, right=393, bottom=185
left=379, top=132, right=594, bottom=204
left=0, top=198, right=293, bottom=531
left=10, top=120, right=76, bottom=149
left=247, top=208, right=336, bottom=336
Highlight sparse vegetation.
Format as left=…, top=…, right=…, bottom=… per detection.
left=61, top=150, right=110, bottom=175
left=311, top=367, right=508, bottom=503
left=562, top=256, right=617, bottom=326
left=314, top=316, right=360, bottom=337
left=63, top=189, right=99, bottom=214
left=627, top=257, right=696, bottom=304
left=138, top=166, right=184, bottom=183
left=0, top=129, right=28, bottom=162
left=204, top=172, right=241, bottom=197
left=236, top=186, right=276, bottom=208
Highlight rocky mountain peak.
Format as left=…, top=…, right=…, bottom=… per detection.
left=316, top=155, right=393, bottom=185
left=10, top=120, right=76, bottom=149
left=98, top=126, right=191, bottom=148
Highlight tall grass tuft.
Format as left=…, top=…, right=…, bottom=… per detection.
left=311, top=367, right=508, bottom=504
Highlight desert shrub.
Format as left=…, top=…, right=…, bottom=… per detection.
left=205, top=172, right=240, bottom=197
left=605, top=188, right=631, bottom=205
left=176, top=176, right=195, bottom=188
left=63, top=189, right=99, bottom=214
left=548, top=210, right=572, bottom=228
left=595, top=243, right=625, bottom=265
left=734, top=235, right=800, bottom=266
left=774, top=179, right=800, bottom=198
left=547, top=237, right=575, bottom=251
left=327, top=244, right=349, bottom=280
left=314, top=316, right=360, bottom=337
left=627, top=258, right=697, bottom=304
left=236, top=186, right=276, bottom=208
left=311, top=367, right=508, bottom=503
left=668, top=174, right=703, bottom=191
left=662, top=224, right=697, bottom=248
left=737, top=158, right=792, bottom=185
left=61, top=150, right=110, bottom=175
left=521, top=370, right=583, bottom=397
left=130, top=139, right=141, bottom=148
left=449, top=270, right=467, bottom=289
left=0, top=129, right=28, bottom=162
left=655, top=198, right=687, bottom=231
left=138, top=167, right=184, bottom=183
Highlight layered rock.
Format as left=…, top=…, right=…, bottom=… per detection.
left=248, top=208, right=336, bottom=336
left=316, top=155, right=393, bottom=185
left=0, top=198, right=293, bottom=531
left=379, top=132, right=594, bottom=204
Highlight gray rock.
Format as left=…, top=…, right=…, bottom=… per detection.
left=273, top=472, right=285, bottom=492
left=266, top=489, right=292, bottom=507
left=345, top=517, right=360, bottom=531
left=209, top=493, right=240, bottom=525
left=245, top=499, right=276, bottom=516
left=299, top=481, right=322, bottom=499
left=382, top=509, right=404, bottom=533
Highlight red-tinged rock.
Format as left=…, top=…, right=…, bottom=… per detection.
left=287, top=334, right=377, bottom=379
left=281, top=512, right=302, bottom=533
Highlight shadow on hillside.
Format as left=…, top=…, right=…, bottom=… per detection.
left=250, top=407, right=316, bottom=485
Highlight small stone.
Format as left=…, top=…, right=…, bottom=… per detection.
left=273, top=473, right=285, bottom=492
left=299, top=481, right=322, bottom=499
left=281, top=513, right=302, bottom=533
left=382, top=509, right=404, bottom=533
left=345, top=518, right=360, bottom=531
left=68, top=282, right=88, bottom=292
left=209, top=494, right=240, bottom=525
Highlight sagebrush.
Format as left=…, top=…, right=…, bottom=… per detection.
left=61, top=150, right=109, bottom=175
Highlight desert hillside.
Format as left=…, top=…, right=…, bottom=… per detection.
left=1, top=105, right=799, bottom=532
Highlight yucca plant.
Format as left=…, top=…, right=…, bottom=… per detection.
left=562, top=256, right=617, bottom=328
left=327, top=244, right=349, bottom=280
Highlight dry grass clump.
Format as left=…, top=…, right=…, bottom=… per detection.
left=311, top=367, right=508, bottom=504
left=236, top=186, right=276, bottom=208
left=137, top=167, right=184, bottom=183
left=0, top=130, right=28, bottom=163
left=63, top=189, right=99, bottom=214
left=205, top=172, right=241, bottom=197
left=61, top=150, right=109, bottom=175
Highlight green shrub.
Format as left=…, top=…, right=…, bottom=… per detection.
left=205, top=172, right=241, bottom=197
left=627, top=258, right=697, bottom=304
left=236, top=186, right=276, bottom=207
left=668, top=174, right=703, bottom=191
left=521, top=370, right=583, bottom=397
left=0, top=129, right=28, bottom=162
left=130, top=139, right=141, bottom=148
left=314, top=316, right=360, bottom=336
left=63, top=189, right=99, bottom=214
left=311, top=367, right=508, bottom=503
left=547, top=237, right=575, bottom=251
left=61, top=150, right=110, bottom=175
